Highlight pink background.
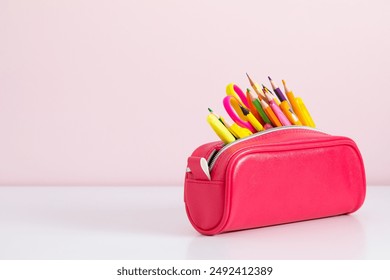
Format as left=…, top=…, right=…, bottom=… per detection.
left=1, top=0, right=389, bottom=186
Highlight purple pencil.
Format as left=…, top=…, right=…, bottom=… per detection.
left=268, top=76, right=287, bottom=102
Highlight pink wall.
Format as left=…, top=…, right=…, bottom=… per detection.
left=1, top=0, right=389, bottom=186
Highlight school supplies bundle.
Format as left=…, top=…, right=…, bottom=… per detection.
left=184, top=73, right=366, bottom=235
left=207, top=74, right=314, bottom=144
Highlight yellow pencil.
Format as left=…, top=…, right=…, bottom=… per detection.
left=296, top=97, right=315, bottom=128
left=282, top=79, right=308, bottom=126
left=239, top=105, right=264, bottom=132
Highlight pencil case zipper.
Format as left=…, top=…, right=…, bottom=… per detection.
left=207, top=125, right=327, bottom=173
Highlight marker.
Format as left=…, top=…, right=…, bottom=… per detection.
left=239, top=105, right=264, bottom=132
left=264, top=92, right=291, bottom=126
left=246, top=73, right=267, bottom=102
left=282, top=79, right=309, bottom=126
left=207, top=112, right=236, bottom=144
left=260, top=99, right=282, bottom=127
left=268, top=76, right=287, bottom=102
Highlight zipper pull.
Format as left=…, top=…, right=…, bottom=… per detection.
left=186, top=157, right=211, bottom=181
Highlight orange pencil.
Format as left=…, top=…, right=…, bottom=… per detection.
left=280, top=101, right=302, bottom=125
left=246, top=89, right=264, bottom=125
left=260, top=99, right=282, bottom=127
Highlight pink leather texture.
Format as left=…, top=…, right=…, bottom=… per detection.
left=184, top=127, right=366, bottom=235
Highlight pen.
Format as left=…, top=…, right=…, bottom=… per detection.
left=268, top=76, right=287, bottom=102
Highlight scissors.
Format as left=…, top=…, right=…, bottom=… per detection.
left=223, top=83, right=257, bottom=133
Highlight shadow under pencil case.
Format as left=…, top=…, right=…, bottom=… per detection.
left=184, top=126, right=366, bottom=235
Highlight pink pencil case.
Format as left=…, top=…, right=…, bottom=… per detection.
left=184, top=126, right=366, bottom=235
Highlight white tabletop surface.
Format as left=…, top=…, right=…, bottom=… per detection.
left=0, top=185, right=389, bottom=260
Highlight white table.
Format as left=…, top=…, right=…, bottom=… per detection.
left=0, top=186, right=389, bottom=259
